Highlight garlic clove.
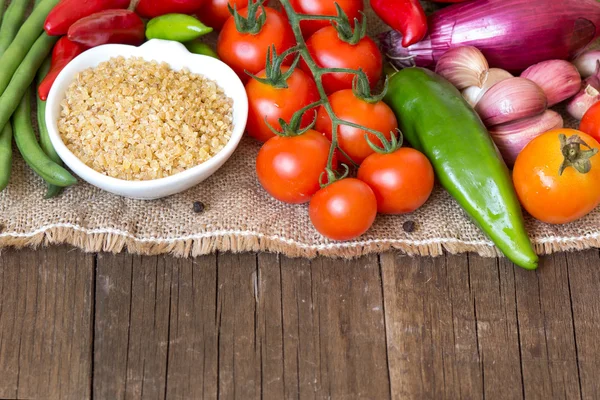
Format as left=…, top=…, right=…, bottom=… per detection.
left=435, top=46, right=489, bottom=90
left=490, top=110, right=564, bottom=166
left=475, top=77, right=547, bottom=126
left=573, top=50, right=600, bottom=78
left=462, top=68, right=513, bottom=107
left=520, top=60, right=581, bottom=107
left=566, top=84, right=600, bottom=120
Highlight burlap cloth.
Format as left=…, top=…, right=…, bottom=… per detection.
left=0, top=1, right=596, bottom=258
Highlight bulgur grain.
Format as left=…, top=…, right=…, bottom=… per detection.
left=58, top=56, right=234, bottom=181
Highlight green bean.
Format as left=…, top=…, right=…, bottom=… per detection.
left=37, top=58, right=62, bottom=198
left=0, top=0, right=60, bottom=97
left=0, top=0, right=30, bottom=55
left=13, top=90, right=77, bottom=187
left=0, top=123, right=12, bottom=192
left=0, top=32, right=57, bottom=134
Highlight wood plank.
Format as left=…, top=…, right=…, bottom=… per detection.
left=566, top=250, right=600, bottom=400
left=165, top=255, right=218, bottom=400
left=216, top=252, right=261, bottom=399
left=0, top=246, right=94, bottom=400
left=94, top=252, right=135, bottom=400
left=124, top=256, right=172, bottom=400
left=468, top=255, right=523, bottom=400
left=280, top=254, right=390, bottom=399
left=381, top=252, right=483, bottom=400
left=513, top=253, right=581, bottom=400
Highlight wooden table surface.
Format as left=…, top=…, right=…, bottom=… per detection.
left=0, top=247, right=598, bottom=400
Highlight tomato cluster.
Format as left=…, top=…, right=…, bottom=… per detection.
left=213, top=0, right=434, bottom=241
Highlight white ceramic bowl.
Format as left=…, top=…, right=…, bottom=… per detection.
left=46, top=39, right=248, bottom=200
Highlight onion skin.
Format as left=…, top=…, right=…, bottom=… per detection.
left=475, top=78, right=548, bottom=127
left=520, top=60, right=581, bottom=107
left=380, top=0, right=600, bottom=73
left=490, top=110, right=564, bottom=166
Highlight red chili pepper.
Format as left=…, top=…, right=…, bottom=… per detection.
left=38, top=37, right=88, bottom=101
left=135, top=0, right=205, bottom=18
left=370, top=0, right=427, bottom=48
left=67, top=10, right=146, bottom=48
left=44, top=0, right=130, bottom=36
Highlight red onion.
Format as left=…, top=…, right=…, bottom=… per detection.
left=380, top=0, right=600, bottom=73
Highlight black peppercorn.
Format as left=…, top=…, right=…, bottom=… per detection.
left=403, top=220, right=416, bottom=233
left=193, top=201, right=205, bottom=213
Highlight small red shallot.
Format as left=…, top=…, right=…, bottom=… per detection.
left=462, top=68, right=513, bottom=107
left=435, top=46, right=489, bottom=90
left=573, top=50, right=600, bottom=78
left=520, top=60, right=581, bottom=107
left=490, top=110, right=564, bottom=166
left=475, top=78, right=547, bottom=126
left=567, top=61, right=600, bottom=119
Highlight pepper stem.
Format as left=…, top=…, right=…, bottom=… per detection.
left=558, top=134, right=599, bottom=175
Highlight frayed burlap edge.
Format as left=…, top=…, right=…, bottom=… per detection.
left=0, top=225, right=596, bottom=259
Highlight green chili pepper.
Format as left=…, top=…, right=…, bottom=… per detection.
left=146, top=14, right=213, bottom=43
left=384, top=68, right=538, bottom=270
left=184, top=41, right=219, bottom=59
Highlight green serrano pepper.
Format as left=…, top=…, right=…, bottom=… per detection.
left=384, top=68, right=538, bottom=270
left=146, top=14, right=213, bottom=43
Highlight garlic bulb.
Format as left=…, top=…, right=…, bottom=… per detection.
left=475, top=78, right=547, bottom=127
left=490, top=110, right=564, bottom=166
left=462, top=68, right=513, bottom=107
left=573, top=50, right=600, bottom=78
left=520, top=60, right=581, bottom=107
left=567, top=84, right=600, bottom=120
left=435, top=46, right=489, bottom=90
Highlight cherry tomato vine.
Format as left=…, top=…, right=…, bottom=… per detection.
left=233, top=0, right=397, bottom=186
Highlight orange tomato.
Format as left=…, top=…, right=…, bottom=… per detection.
left=513, top=128, right=600, bottom=224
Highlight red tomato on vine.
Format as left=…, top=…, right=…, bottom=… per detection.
left=217, top=3, right=295, bottom=81
left=256, top=130, right=335, bottom=204
left=246, top=67, right=320, bottom=142
left=309, top=178, right=377, bottom=241
left=316, top=89, right=397, bottom=164
left=302, top=25, right=382, bottom=94
left=358, top=148, right=435, bottom=214
left=289, top=0, right=364, bottom=38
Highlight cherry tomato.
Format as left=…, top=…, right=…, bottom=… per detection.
left=256, top=130, right=334, bottom=204
left=358, top=148, right=434, bottom=214
left=197, top=0, right=248, bottom=30
left=302, top=26, right=382, bottom=94
left=217, top=6, right=295, bottom=81
left=316, top=89, right=397, bottom=164
left=513, top=128, right=600, bottom=224
left=579, top=101, right=600, bottom=144
left=309, top=178, right=377, bottom=240
left=246, top=67, right=319, bottom=142
left=289, top=0, right=363, bottom=38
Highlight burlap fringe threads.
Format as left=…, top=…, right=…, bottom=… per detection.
left=1, top=225, right=597, bottom=259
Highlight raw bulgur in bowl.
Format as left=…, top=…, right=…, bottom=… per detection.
left=45, top=39, right=248, bottom=199
left=59, top=56, right=234, bottom=181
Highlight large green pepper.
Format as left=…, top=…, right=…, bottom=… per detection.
left=384, top=68, right=538, bottom=270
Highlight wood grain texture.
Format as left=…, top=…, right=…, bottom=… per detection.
left=0, top=246, right=94, bottom=400
left=1, top=247, right=599, bottom=400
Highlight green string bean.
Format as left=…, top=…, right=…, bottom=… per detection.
left=13, top=90, right=77, bottom=187
left=0, top=0, right=60, bottom=97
